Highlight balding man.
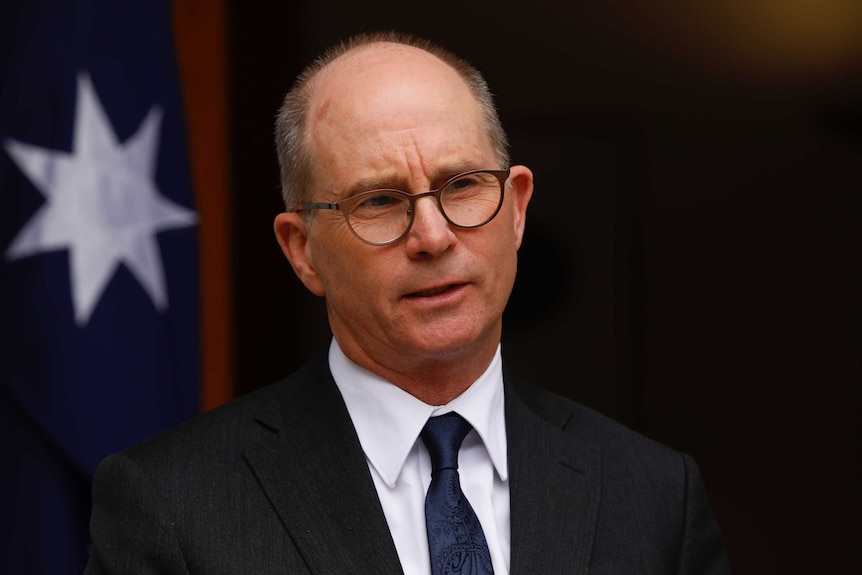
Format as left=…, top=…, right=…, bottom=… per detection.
left=86, top=32, right=729, bottom=574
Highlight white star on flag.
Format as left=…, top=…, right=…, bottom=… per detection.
left=4, top=73, right=197, bottom=326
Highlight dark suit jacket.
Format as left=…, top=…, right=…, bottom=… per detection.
left=86, top=349, right=730, bottom=574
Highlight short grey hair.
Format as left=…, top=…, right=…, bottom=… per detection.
left=273, top=31, right=510, bottom=213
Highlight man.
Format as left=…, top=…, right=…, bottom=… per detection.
left=87, top=32, right=729, bottom=574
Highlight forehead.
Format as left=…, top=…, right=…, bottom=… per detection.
left=312, top=42, right=470, bottom=104
left=305, top=44, right=491, bottom=185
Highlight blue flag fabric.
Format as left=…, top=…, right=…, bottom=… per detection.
left=0, top=1, right=200, bottom=572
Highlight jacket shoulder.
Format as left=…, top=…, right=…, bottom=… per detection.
left=119, top=349, right=330, bottom=468
left=506, top=372, right=686, bottom=470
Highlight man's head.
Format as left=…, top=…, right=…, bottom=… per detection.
left=273, top=33, right=533, bottom=402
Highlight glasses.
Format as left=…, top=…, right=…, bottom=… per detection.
left=293, top=168, right=510, bottom=246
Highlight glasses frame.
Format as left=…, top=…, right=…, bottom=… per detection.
left=292, top=168, right=511, bottom=246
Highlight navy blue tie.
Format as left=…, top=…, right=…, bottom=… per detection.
left=421, top=413, right=494, bottom=575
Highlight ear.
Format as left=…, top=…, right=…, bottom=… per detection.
left=506, top=165, right=534, bottom=250
left=274, top=212, right=326, bottom=297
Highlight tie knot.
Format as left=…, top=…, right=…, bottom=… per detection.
left=421, top=412, right=472, bottom=473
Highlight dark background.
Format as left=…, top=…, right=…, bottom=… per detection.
left=224, top=1, right=861, bottom=572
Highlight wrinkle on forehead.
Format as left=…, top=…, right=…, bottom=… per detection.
left=305, top=42, right=492, bottom=199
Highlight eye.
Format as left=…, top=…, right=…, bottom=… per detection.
left=445, top=174, right=489, bottom=198
left=356, top=193, right=397, bottom=209
left=448, top=176, right=479, bottom=191
left=349, top=192, right=408, bottom=218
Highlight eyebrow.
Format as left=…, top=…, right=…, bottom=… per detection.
left=343, top=176, right=400, bottom=198
left=342, top=161, right=486, bottom=198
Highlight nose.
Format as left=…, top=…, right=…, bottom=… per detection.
left=404, top=195, right=457, bottom=259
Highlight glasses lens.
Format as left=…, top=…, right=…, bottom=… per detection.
left=440, top=172, right=503, bottom=227
left=346, top=191, right=411, bottom=244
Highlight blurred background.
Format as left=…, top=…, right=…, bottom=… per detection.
left=2, top=0, right=860, bottom=573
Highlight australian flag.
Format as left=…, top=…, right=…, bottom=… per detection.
left=0, top=1, right=200, bottom=572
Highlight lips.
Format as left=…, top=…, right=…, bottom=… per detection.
left=405, top=284, right=461, bottom=298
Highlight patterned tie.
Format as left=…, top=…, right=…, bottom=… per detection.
left=421, top=413, right=494, bottom=575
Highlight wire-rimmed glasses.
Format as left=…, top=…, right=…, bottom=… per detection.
left=292, top=168, right=510, bottom=246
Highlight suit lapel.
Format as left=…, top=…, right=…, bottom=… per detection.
left=505, top=377, right=601, bottom=575
left=244, top=354, right=404, bottom=575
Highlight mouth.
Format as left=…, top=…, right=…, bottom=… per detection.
left=404, top=283, right=463, bottom=298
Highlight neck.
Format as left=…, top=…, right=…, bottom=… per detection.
left=336, top=339, right=498, bottom=405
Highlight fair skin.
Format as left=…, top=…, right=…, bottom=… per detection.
left=274, top=43, right=533, bottom=405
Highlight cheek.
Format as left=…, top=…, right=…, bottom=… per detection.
left=486, top=225, right=520, bottom=299
left=486, top=209, right=521, bottom=260
left=312, top=240, right=390, bottom=305
left=320, top=257, right=365, bottom=300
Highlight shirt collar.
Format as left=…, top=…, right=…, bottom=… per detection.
left=329, top=338, right=508, bottom=488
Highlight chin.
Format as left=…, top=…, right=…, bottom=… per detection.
left=403, top=322, right=495, bottom=360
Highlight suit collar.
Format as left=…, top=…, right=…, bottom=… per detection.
left=244, top=351, right=404, bottom=575
left=505, top=373, right=601, bottom=575
left=244, top=353, right=602, bottom=575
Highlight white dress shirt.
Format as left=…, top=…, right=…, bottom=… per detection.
left=329, top=339, right=510, bottom=575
